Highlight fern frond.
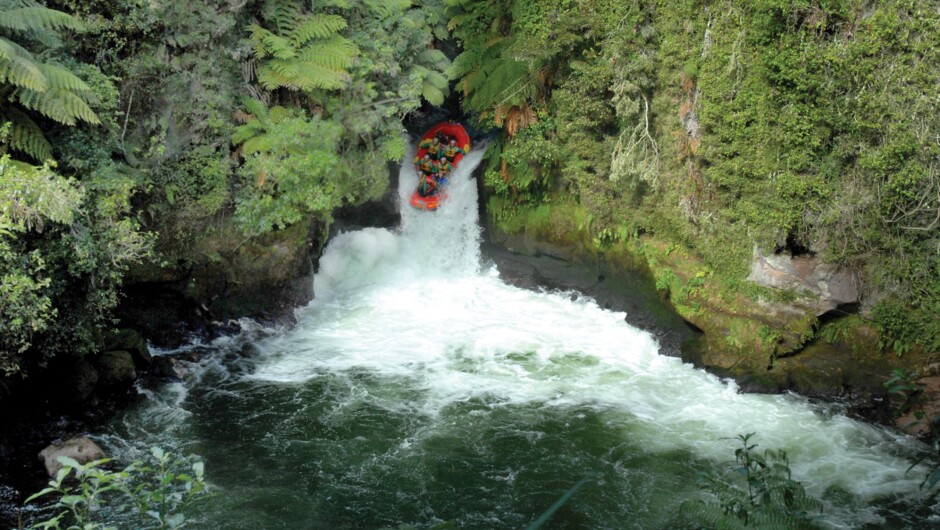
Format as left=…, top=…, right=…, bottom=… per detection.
left=417, top=48, right=449, bottom=70
left=425, top=70, right=449, bottom=91
left=422, top=83, right=445, bottom=106
left=258, top=60, right=299, bottom=89
left=297, top=35, right=358, bottom=69
left=232, top=121, right=263, bottom=144
left=447, top=49, right=484, bottom=79
left=242, top=97, right=268, bottom=120
left=258, top=58, right=350, bottom=91
left=747, top=510, right=803, bottom=530
left=0, top=53, right=45, bottom=91
left=289, top=14, right=347, bottom=45
left=679, top=500, right=748, bottom=530
left=262, top=0, right=302, bottom=35
left=267, top=105, right=292, bottom=122
left=242, top=134, right=275, bottom=155
left=16, top=87, right=99, bottom=125
left=249, top=25, right=296, bottom=60
left=35, top=62, right=90, bottom=92
left=0, top=5, right=84, bottom=35
left=0, top=36, right=15, bottom=61
left=289, top=63, right=349, bottom=90
left=359, top=0, right=410, bottom=18
left=447, top=12, right=467, bottom=31
left=0, top=107, right=52, bottom=161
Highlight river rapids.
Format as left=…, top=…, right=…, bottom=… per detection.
left=96, top=145, right=936, bottom=529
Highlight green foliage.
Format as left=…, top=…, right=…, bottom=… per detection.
left=872, top=297, right=939, bottom=356
left=249, top=0, right=358, bottom=91
left=233, top=0, right=453, bottom=238
left=0, top=0, right=99, bottom=161
left=445, top=0, right=554, bottom=132
left=884, top=370, right=940, bottom=500
left=0, top=149, right=151, bottom=376
left=25, top=446, right=209, bottom=530
left=454, top=0, right=938, bottom=351
left=232, top=100, right=344, bottom=235
left=680, top=433, right=823, bottom=529
left=0, top=156, right=82, bottom=374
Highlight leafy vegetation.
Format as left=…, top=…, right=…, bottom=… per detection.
left=0, top=0, right=452, bottom=380
left=0, top=0, right=99, bottom=161
left=24, top=447, right=208, bottom=530
left=680, top=433, right=823, bottom=529
left=0, top=148, right=150, bottom=377
left=885, top=369, right=940, bottom=500
left=451, top=0, right=940, bottom=356
left=232, top=0, right=451, bottom=235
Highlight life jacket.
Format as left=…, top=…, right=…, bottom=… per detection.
left=443, top=145, right=463, bottom=161
left=417, top=158, right=436, bottom=175
left=437, top=160, right=453, bottom=175
left=426, top=142, right=443, bottom=158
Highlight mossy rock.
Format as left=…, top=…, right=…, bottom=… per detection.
left=104, top=328, right=152, bottom=368
left=93, top=351, right=137, bottom=390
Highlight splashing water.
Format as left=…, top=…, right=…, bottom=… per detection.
left=101, top=145, right=935, bottom=529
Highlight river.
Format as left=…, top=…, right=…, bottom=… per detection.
left=97, top=146, right=935, bottom=529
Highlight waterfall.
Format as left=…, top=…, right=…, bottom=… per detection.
left=102, top=141, right=934, bottom=529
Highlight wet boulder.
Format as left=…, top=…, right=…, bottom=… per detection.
left=38, top=436, right=107, bottom=477
left=93, top=350, right=137, bottom=390
left=105, top=328, right=152, bottom=368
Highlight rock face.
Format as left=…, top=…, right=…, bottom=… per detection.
left=119, top=218, right=319, bottom=347
left=746, top=246, right=858, bottom=315
left=38, top=436, right=107, bottom=477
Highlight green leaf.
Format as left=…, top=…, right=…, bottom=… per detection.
left=56, top=455, right=82, bottom=470
left=24, top=486, right=58, bottom=504
left=59, top=494, right=85, bottom=506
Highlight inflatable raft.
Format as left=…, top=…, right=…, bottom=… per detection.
left=410, top=122, right=471, bottom=211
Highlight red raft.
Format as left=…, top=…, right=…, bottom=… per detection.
left=409, top=122, right=472, bottom=210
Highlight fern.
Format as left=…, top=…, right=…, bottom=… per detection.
left=680, top=434, right=824, bottom=529
left=0, top=1, right=98, bottom=161
left=0, top=106, right=51, bottom=161
left=289, top=14, right=347, bottom=43
left=444, top=0, right=546, bottom=133
left=680, top=500, right=748, bottom=530
left=0, top=3, right=83, bottom=35
left=249, top=0, right=358, bottom=94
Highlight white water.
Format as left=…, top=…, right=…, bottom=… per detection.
left=106, top=145, right=934, bottom=528
left=233, top=147, right=928, bottom=525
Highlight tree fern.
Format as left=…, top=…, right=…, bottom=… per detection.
left=0, top=106, right=51, bottom=160
left=289, top=14, right=347, bottom=42
left=0, top=1, right=83, bottom=38
left=444, top=0, right=545, bottom=132
left=249, top=1, right=358, bottom=94
left=0, top=1, right=98, bottom=161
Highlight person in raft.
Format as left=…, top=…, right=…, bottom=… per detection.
left=442, top=139, right=466, bottom=163
left=418, top=172, right=438, bottom=197
left=418, top=135, right=444, bottom=160
left=415, top=152, right=437, bottom=176
left=435, top=158, right=453, bottom=183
